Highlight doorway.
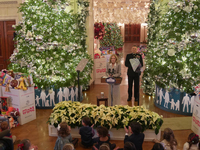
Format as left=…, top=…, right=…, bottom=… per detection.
left=0, top=20, right=15, bottom=70
left=125, top=24, right=140, bottom=43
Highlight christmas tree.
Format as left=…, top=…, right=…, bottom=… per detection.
left=100, top=23, right=124, bottom=50
left=143, top=0, right=200, bottom=94
left=9, top=0, right=93, bottom=89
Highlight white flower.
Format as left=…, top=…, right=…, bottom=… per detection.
left=168, top=49, right=175, bottom=56
left=72, top=53, right=76, bottom=56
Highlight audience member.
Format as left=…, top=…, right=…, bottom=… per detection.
left=79, top=117, right=94, bottom=148
left=152, top=143, right=164, bottom=150
left=118, top=141, right=136, bottom=150
left=54, top=122, right=74, bottom=150
left=93, top=126, right=116, bottom=150
left=124, top=121, right=145, bottom=150
left=0, top=121, right=16, bottom=143
left=183, top=133, right=200, bottom=150
left=153, top=128, right=177, bottom=150
left=62, top=143, right=75, bottom=150
left=17, top=139, right=38, bottom=150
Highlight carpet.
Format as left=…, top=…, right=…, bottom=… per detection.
left=160, top=117, right=192, bottom=131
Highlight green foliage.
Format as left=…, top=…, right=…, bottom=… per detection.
left=100, top=23, right=124, bottom=49
left=9, top=0, right=93, bottom=89
left=143, top=0, right=200, bottom=94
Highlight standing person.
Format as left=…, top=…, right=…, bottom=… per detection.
left=183, top=133, right=199, bottom=150
left=125, top=46, right=143, bottom=105
left=106, top=54, right=121, bottom=106
left=54, top=122, right=78, bottom=150
left=124, top=121, right=145, bottom=150
left=79, top=117, right=95, bottom=148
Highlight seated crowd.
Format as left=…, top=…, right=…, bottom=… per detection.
left=1, top=117, right=200, bottom=150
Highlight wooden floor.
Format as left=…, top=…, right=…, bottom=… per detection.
left=11, top=43, right=192, bottom=150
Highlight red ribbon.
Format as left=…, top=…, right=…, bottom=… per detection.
left=18, top=143, right=24, bottom=150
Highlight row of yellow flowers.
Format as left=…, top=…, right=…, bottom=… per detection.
left=48, top=101, right=163, bottom=134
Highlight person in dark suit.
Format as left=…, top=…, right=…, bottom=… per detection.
left=125, top=46, right=143, bottom=105
left=124, top=121, right=145, bottom=150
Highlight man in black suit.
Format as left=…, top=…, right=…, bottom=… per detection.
left=125, top=46, right=143, bottom=105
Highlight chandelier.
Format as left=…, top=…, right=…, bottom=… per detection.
left=93, top=0, right=150, bottom=24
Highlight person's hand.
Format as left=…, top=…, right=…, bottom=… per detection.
left=114, top=147, right=119, bottom=150
left=91, top=124, right=94, bottom=128
left=124, top=126, right=129, bottom=133
left=93, top=146, right=98, bottom=150
left=68, top=126, right=71, bottom=131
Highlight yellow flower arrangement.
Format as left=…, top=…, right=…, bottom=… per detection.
left=48, top=101, right=163, bottom=134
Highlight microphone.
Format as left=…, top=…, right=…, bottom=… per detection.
left=108, top=69, right=111, bottom=74
left=112, top=69, right=114, bottom=74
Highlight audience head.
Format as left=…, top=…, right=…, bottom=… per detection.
left=109, top=54, right=118, bottom=64
left=151, top=143, right=164, bottom=150
left=124, top=142, right=136, bottom=150
left=187, top=133, right=199, bottom=150
left=82, top=117, right=91, bottom=126
left=57, top=122, right=70, bottom=138
left=96, top=126, right=108, bottom=137
left=132, top=45, right=138, bottom=53
left=99, top=143, right=110, bottom=150
left=62, top=143, right=74, bottom=150
left=0, top=121, right=9, bottom=131
left=17, top=139, right=31, bottom=150
left=163, top=128, right=177, bottom=149
left=129, top=121, right=142, bottom=135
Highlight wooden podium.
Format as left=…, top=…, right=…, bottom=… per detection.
left=101, top=77, right=122, bottom=85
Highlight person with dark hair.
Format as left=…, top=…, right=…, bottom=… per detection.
left=152, top=143, right=164, bottom=150
left=54, top=122, right=72, bottom=150
left=17, top=139, right=38, bottom=150
left=0, top=121, right=16, bottom=143
left=79, top=117, right=95, bottom=148
left=125, top=45, right=143, bottom=105
left=93, top=126, right=116, bottom=150
left=124, top=121, right=145, bottom=150
left=183, top=133, right=200, bottom=150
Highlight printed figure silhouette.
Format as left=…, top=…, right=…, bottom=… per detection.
left=40, top=90, right=46, bottom=107
left=159, top=89, right=164, bottom=105
left=175, top=100, right=180, bottom=111
left=156, top=87, right=160, bottom=104
left=170, top=98, right=175, bottom=110
left=46, top=89, right=55, bottom=106
left=70, top=87, right=75, bottom=102
left=57, top=87, right=63, bottom=103
left=182, top=94, right=190, bottom=113
left=63, top=87, right=69, bottom=101
left=190, top=96, right=195, bottom=113
left=164, top=90, right=170, bottom=108
left=35, top=95, right=40, bottom=106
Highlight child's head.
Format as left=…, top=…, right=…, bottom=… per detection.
left=99, top=143, right=110, bottom=150
left=58, top=122, right=70, bottom=138
left=82, top=117, right=91, bottom=126
left=62, top=143, right=74, bottom=150
left=163, top=128, right=177, bottom=149
left=96, top=126, right=108, bottom=137
left=124, top=142, right=136, bottom=150
left=151, top=143, right=164, bottom=150
left=0, top=121, right=9, bottom=131
left=17, top=139, right=31, bottom=150
left=187, top=133, right=199, bottom=149
left=129, top=121, right=142, bottom=135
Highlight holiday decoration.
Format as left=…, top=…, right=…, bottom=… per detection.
left=94, top=0, right=150, bottom=24
left=9, top=0, right=93, bottom=89
left=94, top=22, right=105, bottom=40
left=143, top=0, right=200, bottom=94
left=100, top=23, right=124, bottom=50
left=16, top=77, right=27, bottom=91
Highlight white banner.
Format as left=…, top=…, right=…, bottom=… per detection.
left=1, top=86, right=36, bottom=125
left=94, top=57, right=107, bottom=78
left=191, top=95, right=200, bottom=136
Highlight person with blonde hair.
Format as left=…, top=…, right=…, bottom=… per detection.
left=62, top=143, right=75, bottom=150
left=106, top=54, right=121, bottom=106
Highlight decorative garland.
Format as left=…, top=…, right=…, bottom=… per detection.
left=94, top=22, right=105, bottom=40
